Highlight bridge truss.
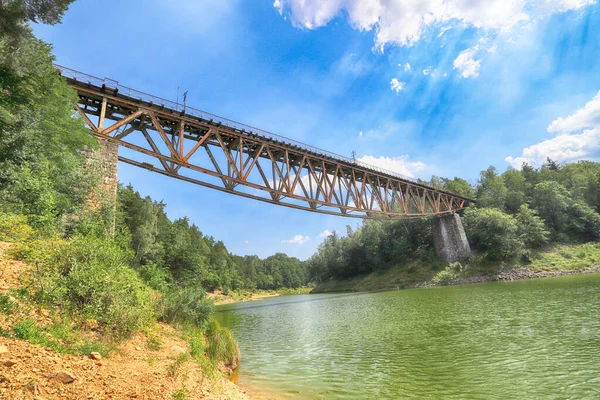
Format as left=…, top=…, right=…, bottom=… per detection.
left=58, top=65, right=473, bottom=219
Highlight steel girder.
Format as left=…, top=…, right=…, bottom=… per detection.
left=60, top=66, right=473, bottom=219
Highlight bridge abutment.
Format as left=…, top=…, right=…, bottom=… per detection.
left=84, top=138, right=119, bottom=233
left=432, top=213, right=471, bottom=263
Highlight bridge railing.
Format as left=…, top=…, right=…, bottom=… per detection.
left=55, top=64, right=422, bottom=184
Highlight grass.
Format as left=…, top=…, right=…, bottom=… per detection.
left=10, top=318, right=113, bottom=357
left=0, top=293, right=16, bottom=314
left=167, top=353, right=189, bottom=377
left=172, top=386, right=190, bottom=400
left=145, top=333, right=163, bottom=351
left=528, top=242, right=600, bottom=272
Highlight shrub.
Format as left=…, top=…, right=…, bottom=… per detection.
left=516, top=205, right=549, bottom=249
left=158, top=286, right=213, bottom=328
left=463, top=207, right=522, bottom=261
left=0, top=212, right=34, bottom=242
left=204, top=319, right=239, bottom=368
left=20, top=235, right=153, bottom=338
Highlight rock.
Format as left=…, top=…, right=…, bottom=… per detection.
left=0, top=346, right=8, bottom=355
left=54, top=371, right=77, bottom=384
left=89, top=352, right=102, bottom=360
left=171, top=345, right=187, bottom=354
left=135, top=346, right=142, bottom=351
left=1, top=360, right=16, bottom=367
left=0, top=375, right=6, bottom=383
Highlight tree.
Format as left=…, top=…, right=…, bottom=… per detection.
left=0, top=24, right=95, bottom=226
left=444, top=177, right=476, bottom=198
left=516, top=205, right=549, bottom=249
left=1, top=0, right=74, bottom=38
left=463, top=207, right=521, bottom=261
left=476, top=166, right=507, bottom=210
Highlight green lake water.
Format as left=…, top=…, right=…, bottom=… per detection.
left=215, top=274, right=600, bottom=399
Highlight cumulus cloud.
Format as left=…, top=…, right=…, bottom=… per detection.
left=390, top=78, right=405, bottom=94
left=547, top=91, right=600, bottom=133
left=453, top=46, right=482, bottom=78
left=319, top=229, right=334, bottom=238
left=357, top=155, right=427, bottom=178
left=403, top=62, right=411, bottom=72
left=505, top=129, right=600, bottom=167
left=273, top=0, right=595, bottom=50
left=283, top=234, right=311, bottom=244
left=506, top=91, right=600, bottom=167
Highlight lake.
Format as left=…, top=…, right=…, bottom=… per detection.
left=215, top=274, right=600, bottom=399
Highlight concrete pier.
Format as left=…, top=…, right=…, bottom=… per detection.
left=432, top=213, right=471, bottom=263
left=83, top=139, right=119, bottom=233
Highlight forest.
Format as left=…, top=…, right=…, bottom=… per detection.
left=0, top=0, right=305, bottom=358
left=308, top=161, right=600, bottom=282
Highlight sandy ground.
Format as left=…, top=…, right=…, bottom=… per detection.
left=0, top=242, right=249, bottom=400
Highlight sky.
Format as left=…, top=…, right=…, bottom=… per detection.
left=34, top=0, right=600, bottom=260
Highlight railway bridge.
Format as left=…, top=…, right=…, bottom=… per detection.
left=57, top=65, right=472, bottom=262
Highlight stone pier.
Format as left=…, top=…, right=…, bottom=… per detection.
left=432, top=213, right=471, bottom=263
left=83, top=138, right=119, bottom=233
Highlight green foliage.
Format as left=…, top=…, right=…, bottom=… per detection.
left=516, top=205, right=549, bottom=248
left=0, top=21, right=96, bottom=228
left=476, top=166, right=508, bottom=209
left=167, top=352, right=189, bottom=377
left=158, top=286, right=213, bottom=328
left=308, top=217, right=434, bottom=282
left=463, top=207, right=522, bottom=261
left=431, top=262, right=465, bottom=285
left=204, top=319, right=239, bottom=368
left=10, top=318, right=112, bottom=356
left=172, top=386, right=190, bottom=400
left=145, top=333, right=163, bottom=351
left=0, top=294, right=16, bottom=314
left=19, top=235, right=154, bottom=338
left=531, top=181, right=600, bottom=242
left=117, top=184, right=309, bottom=292
left=0, top=211, right=34, bottom=242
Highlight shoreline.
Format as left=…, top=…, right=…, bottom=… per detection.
left=311, top=263, right=600, bottom=294
left=209, top=288, right=313, bottom=306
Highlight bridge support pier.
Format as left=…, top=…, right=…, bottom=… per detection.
left=432, top=213, right=471, bottom=263
left=84, top=138, right=119, bottom=233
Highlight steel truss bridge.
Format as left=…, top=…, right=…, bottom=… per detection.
left=57, top=65, right=473, bottom=219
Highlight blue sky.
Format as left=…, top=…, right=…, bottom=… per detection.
left=35, top=0, right=600, bottom=260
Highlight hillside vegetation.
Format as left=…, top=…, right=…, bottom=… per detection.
left=309, top=162, right=600, bottom=290
left=0, top=2, right=306, bottom=398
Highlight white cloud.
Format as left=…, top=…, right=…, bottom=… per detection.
left=506, top=91, right=600, bottom=167
left=403, top=62, right=411, bottom=72
left=423, top=66, right=433, bottom=76
left=283, top=234, right=311, bottom=244
left=547, top=91, right=600, bottom=133
left=357, top=155, right=427, bottom=178
left=273, top=0, right=595, bottom=50
left=319, top=229, right=333, bottom=238
left=243, top=240, right=250, bottom=244
left=390, top=78, right=406, bottom=94
left=505, top=129, right=600, bottom=167
left=359, top=130, right=363, bottom=137
left=453, top=45, right=482, bottom=78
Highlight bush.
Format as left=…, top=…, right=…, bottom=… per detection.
left=204, top=319, right=239, bottom=368
left=158, top=286, right=213, bottom=328
left=463, top=207, right=522, bottom=261
left=516, top=205, right=549, bottom=248
left=20, top=235, right=154, bottom=338
left=0, top=212, right=34, bottom=242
